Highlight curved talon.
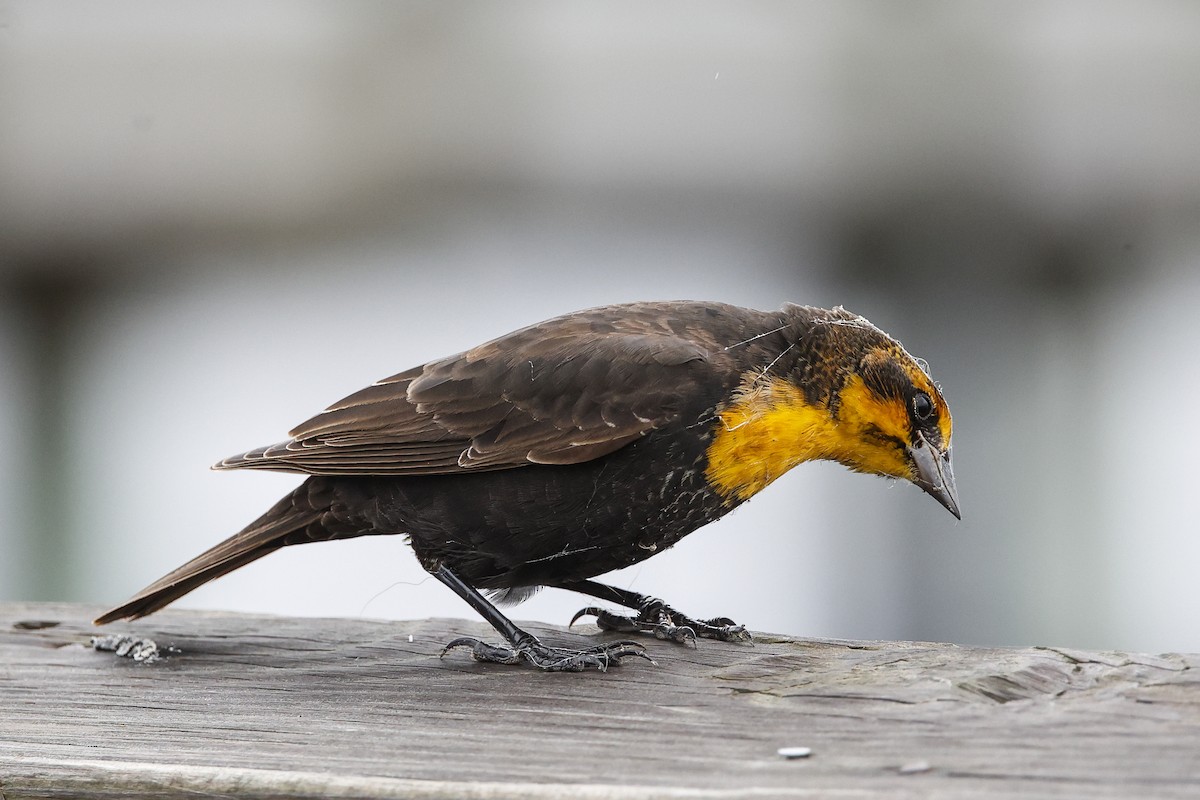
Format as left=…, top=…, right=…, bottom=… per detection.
left=568, top=598, right=752, bottom=646
left=588, top=642, right=656, bottom=669
left=696, top=621, right=753, bottom=643
left=441, top=636, right=522, bottom=664
left=569, top=606, right=604, bottom=627
left=595, top=610, right=643, bottom=634
left=652, top=623, right=697, bottom=646
left=580, top=638, right=647, bottom=655
left=440, top=634, right=652, bottom=671
left=572, top=606, right=644, bottom=634
left=440, top=636, right=480, bottom=657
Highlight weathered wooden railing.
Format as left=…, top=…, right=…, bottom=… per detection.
left=2, top=602, right=1197, bottom=798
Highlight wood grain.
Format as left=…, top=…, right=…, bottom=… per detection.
left=2, top=602, right=1198, bottom=799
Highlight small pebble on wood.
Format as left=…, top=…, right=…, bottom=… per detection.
left=777, top=746, right=812, bottom=759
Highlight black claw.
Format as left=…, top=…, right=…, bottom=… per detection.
left=440, top=634, right=653, bottom=672
left=705, top=622, right=754, bottom=643
left=697, top=617, right=753, bottom=642
left=569, top=601, right=752, bottom=646
left=569, top=606, right=605, bottom=628
left=595, top=610, right=642, bottom=634
left=650, top=622, right=697, bottom=646
left=441, top=637, right=522, bottom=664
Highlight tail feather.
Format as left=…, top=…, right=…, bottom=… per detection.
left=94, top=490, right=321, bottom=625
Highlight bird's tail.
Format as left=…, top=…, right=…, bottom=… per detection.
left=94, top=485, right=323, bottom=625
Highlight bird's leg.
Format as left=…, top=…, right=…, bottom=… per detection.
left=561, top=579, right=753, bottom=644
left=433, top=566, right=652, bottom=672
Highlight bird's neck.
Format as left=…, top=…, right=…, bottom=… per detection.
left=705, top=372, right=901, bottom=503
left=702, top=375, right=840, bottom=502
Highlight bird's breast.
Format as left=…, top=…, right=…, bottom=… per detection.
left=703, top=374, right=839, bottom=502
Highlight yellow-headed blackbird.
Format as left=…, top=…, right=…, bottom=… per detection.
left=96, top=301, right=958, bottom=671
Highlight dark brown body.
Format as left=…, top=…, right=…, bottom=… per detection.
left=98, top=302, right=796, bottom=622
left=262, top=424, right=730, bottom=599
left=96, top=299, right=954, bottom=657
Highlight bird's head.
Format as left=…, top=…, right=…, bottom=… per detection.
left=826, top=340, right=959, bottom=518
left=706, top=309, right=959, bottom=518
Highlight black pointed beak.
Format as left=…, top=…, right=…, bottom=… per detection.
left=907, top=434, right=961, bottom=519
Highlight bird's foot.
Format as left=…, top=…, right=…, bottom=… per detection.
left=440, top=634, right=654, bottom=672
left=571, top=599, right=753, bottom=645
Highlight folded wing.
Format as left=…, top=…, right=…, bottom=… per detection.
left=214, top=312, right=724, bottom=476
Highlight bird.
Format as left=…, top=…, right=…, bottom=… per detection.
left=95, top=300, right=959, bottom=671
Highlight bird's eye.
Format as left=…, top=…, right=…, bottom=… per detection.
left=912, top=392, right=934, bottom=420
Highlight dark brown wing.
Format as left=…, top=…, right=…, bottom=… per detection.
left=214, top=304, right=736, bottom=476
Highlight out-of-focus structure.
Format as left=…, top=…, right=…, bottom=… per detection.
left=2, top=2, right=1198, bottom=652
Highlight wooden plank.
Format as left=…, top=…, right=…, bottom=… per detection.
left=1, top=602, right=1198, bottom=799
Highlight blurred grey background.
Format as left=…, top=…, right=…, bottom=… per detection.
left=2, top=1, right=1198, bottom=654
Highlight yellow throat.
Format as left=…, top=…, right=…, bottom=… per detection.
left=704, top=372, right=914, bottom=503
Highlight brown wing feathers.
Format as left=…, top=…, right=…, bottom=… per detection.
left=214, top=312, right=718, bottom=477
